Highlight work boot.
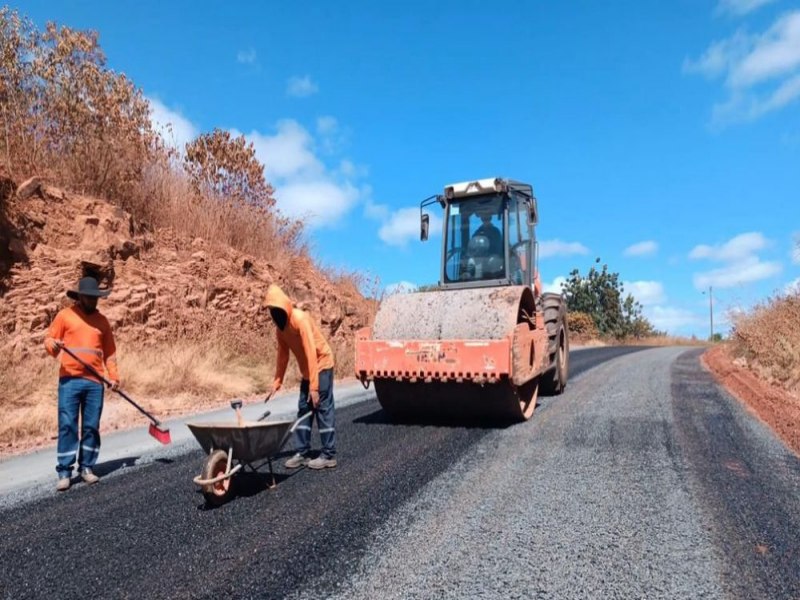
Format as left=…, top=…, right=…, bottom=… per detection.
left=307, top=455, right=337, bottom=470
left=81, top=469, right=100, bottom=484
left=56, top=477, right=71, bottom=492
left=284, top=453, right=309, bottom=469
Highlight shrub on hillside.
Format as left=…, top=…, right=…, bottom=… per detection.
left=731, top=291, right=800, bottom=392
left=566, top=311, right=598, bottom=339
left=184, top=129, right=275, bottom=211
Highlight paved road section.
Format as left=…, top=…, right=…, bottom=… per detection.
left=1, top=346, right=798, bottom=599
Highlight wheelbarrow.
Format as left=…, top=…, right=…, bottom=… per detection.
left=188, top=400, right=311, bottom=506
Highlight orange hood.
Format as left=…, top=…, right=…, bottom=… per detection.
left=264, top=284, right=293, bottom=318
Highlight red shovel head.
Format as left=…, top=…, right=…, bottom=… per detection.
left=149, top=423, right=172, bottom=445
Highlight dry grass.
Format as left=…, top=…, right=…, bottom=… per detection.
left=571, top=335, right=709, bottom=347
left=620, top=335, right=710, bottom=347
left=0, top=332, right=355, bottom=456
left=122, top=341, right=270, bottom=400
left=135, top=165, right=306, bottom=268
left=0, top=349, right=59, bottom=451
left=0, top=340, right=259, bottom=452
left=730, top=291, right=800, bottom=392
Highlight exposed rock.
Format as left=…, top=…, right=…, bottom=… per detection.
left=15, top=177, right=42, bottom=201
left=0, top=180, right=373, bottom=358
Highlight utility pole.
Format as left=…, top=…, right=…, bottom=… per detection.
left=702, top=286, right=714, bottom=341
left=700, top=286, right=714, bottom=342
left=709, top=285, right=714, bottom=341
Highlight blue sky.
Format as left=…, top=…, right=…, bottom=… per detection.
left=18, top=0, right=800, bottom=336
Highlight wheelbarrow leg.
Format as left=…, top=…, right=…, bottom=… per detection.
left=268, top=458, right=277, bottom=489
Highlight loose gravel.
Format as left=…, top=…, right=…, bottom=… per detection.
left=289, top=347, right=798, bottom=600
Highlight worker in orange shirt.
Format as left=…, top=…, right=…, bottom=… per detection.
left=263, top=284, right=337, bottom=469
left=44, top=277, right=120, bottom=491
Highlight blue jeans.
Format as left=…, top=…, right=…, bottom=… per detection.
left=56, top=377, right=104, bottom=477
left=294, top=368, right=336, bottom=458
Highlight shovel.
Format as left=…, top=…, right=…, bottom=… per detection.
left=59, top=345, right=172, bottom=445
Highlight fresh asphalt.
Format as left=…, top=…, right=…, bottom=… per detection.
left=1, top=346, right=798, bottom=599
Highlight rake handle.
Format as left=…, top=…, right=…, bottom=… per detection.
left=59, top=345, right=162, bottom=427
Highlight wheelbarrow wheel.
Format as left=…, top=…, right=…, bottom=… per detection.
left=202, top=449, right=233, bottom=506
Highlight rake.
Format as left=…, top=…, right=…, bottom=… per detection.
left=59, top=345, right=172, bottom=445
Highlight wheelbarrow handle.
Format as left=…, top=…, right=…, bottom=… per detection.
left=277, top=410, right=314, bottom=451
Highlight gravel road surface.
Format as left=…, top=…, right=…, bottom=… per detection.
left=1, top=346, right=797, bottom=600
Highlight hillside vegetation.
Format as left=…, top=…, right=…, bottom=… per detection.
left=730, top=290, right=800, bottom=396
left=0, top=8, right=374, bottom=453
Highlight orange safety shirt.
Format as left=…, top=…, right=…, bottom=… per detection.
left=264, top=284, right=334, bottom=392
left=44, top=305, right=119, bottom=384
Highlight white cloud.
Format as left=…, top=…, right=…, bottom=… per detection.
left=378, top=207, right=442, bottom=247
left=793, top=232, right=800, bottom=264
left=716, top=0, right=777, bottom=17
left=689, top=231, right=769, bottom=261
left=683, top=31, right=754, bottom=78
left=693, top=255, right=782, bottom=288
left=364, top=198, right=390, bottom=221
left=623, top=240, right=658, bottom=257
left=624, top=281, right=666, bottom=306
left=147, top=97, right=198, bottom=149
left=317, top=116, right=338, bottom=135
left=315, top=115, right=350, bottom=155
left=730, top=13, right=800, bottom=87
left=646, top=306, right=703, bottom=332
left=235, top=119, right=364, bottom=228
left=339, top=159, right=367, bottom=179
left=287, top=75, right=319, bottom=98
left=276, top=180, right=359, bottom=224
left=242, top=120, right=323, bottom=180
left=539, top=239, right=590, bottom=258
left=236, top=48, right=257, bottom=64
left=685, top=10, right=800, bottom=123
left=690, top=231, right=781, bottom=289
left=384, top=281, right=418, bottom=296
left=542, top=276, right=566, bottom=294
left=785, top=277, right=800, bottom=294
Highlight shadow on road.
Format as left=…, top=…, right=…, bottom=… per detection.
left=194, top=456, right=310, bottom=511
left=93, top=456, right=140, bottom=477
left=352, top=407, right=520, bottom=430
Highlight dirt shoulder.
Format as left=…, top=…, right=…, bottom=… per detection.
left=702, top=344, right=800, bottom=456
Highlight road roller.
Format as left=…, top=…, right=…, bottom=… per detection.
left=355, top=177, right=569, bottom=421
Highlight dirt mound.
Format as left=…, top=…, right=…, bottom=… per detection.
left=703, top=344, right=800, bottom=456
left=0, top=176, right=371, bottom=360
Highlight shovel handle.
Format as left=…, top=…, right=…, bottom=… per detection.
left=59, top=345, right=162, bottom=427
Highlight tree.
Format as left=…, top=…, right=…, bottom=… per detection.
left=561, top=257, right=660, bottom=339
left=183, top=129, right=275, bottom=211
left=0, top=8, right=163, bottom=199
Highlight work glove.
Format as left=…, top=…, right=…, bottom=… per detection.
left=110, top=379, right=121, bottom=392
left=48, top=339, right=64, bottom=353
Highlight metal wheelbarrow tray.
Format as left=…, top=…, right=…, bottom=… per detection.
left=188, top=413, right=304, bottom=506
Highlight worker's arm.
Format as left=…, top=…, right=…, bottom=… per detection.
left=101, top=318, right=120, bottom=389
left=44, top=311, right=65, bottom=357
left=272, top=332, right=290, bottom=391
left=299, top=317, right=320, bottom=393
